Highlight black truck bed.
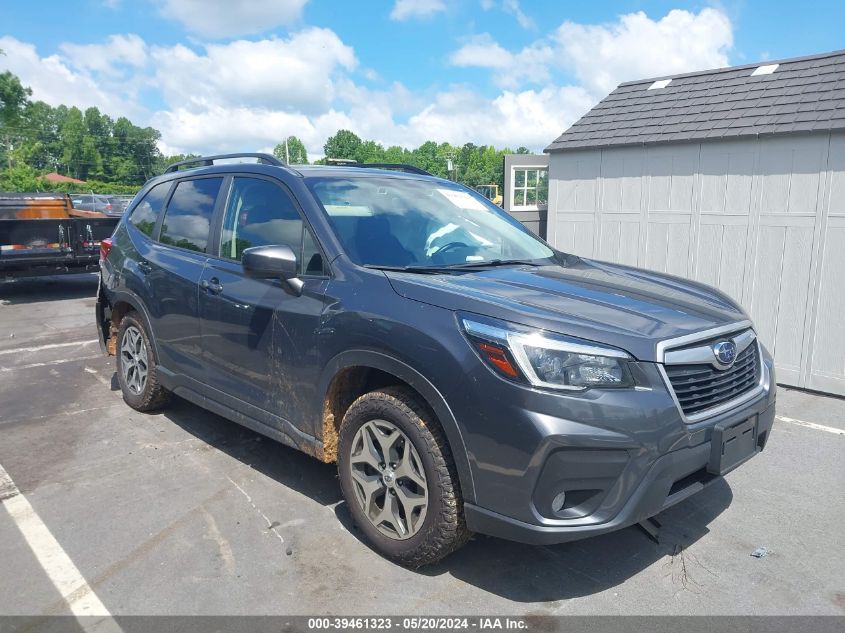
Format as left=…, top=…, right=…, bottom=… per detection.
left=0, top=216, right=119, bottom=279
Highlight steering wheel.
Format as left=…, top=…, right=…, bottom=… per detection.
left=430, top=241, right=469, bottom=258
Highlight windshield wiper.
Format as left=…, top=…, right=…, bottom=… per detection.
left=442, top=259, right=542, bottom=269
left=365, top=259, right=543, bottom=274
left=364, top=264, right=446, bottom=274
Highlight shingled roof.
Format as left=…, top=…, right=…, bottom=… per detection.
left=545, top=49, right=845, bottom=152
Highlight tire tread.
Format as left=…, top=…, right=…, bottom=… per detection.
left=339, top=386, right=471, bottom=567
left=117, top=311, right=172, bottom=412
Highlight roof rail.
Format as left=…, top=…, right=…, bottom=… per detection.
left=324, top=159, right=433, bottom=177
left=163, top=153, right=284, bottom=174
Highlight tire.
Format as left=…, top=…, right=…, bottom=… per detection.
left=116, top=311, right=171, bottom=412
left=337, top=386, right=471, bottom=567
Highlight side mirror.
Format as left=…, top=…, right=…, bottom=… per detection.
left=242, top=244, right=303, bottom=295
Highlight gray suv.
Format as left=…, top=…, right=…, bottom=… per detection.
left=96, top=153, right=776, bottom=566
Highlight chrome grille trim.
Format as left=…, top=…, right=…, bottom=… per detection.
left=657, top=321, right=766, bottom=423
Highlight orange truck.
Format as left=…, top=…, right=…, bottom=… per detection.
left=0, top=193, right=121, bottom=280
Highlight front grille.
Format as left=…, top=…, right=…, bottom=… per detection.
left=665, top=342, right=760, bottom=417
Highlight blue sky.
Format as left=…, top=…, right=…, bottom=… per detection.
left=1, top=0, right=841, bottom=157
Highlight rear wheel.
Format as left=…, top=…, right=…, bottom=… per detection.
left=337, top=386, right=471, bottom=567
left=116, top=311, right=171, bottom=411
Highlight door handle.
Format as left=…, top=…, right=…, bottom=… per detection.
left=138, top=261, right=152, bottom=273
left=200, top=278, right=223, bottom=294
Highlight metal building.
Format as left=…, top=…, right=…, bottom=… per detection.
left=544, top=50, right=845, bottom=396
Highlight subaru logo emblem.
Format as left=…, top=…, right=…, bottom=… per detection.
left=713, top=340, right=737, bottom=366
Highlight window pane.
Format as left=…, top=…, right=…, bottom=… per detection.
left=309, top=177, right=552, bottom=267
left=159, top=178, right=222, bottom=252
left=220, top=177, right=302, bottom=262
left=302, top=228, right=324, bottom=276
left=514, top=189, right=526, bottom=206
left=537, top=170, right=549, bottom=204
left=129, top=182, right=170, bottom=237
left=527, top=170, right=538, bottom=185
left=515, top=170, right=526, bottom=187
left=526, top=188, right=537, bottom=204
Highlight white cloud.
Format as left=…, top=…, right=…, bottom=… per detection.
left=59, top=34, right=147, bottom=77
left=449, top=8, right=733, bottom=97
left=450, top=34, right=553, bottom=88
left=555, top=8, right=732, bottom=95
left=153, top=82, right=594, bottom=159
left=151, top=105, right=354, bottom=159
left=450, top=34, right=514, bottom=69
left=390, top=0, right=446, bottom=22
left=158, top=0, right=309, bottom=38
left=407, top=85, right=594, bottom=150
left=150, top=28, right=356, bottom=114
left=0, top=7, right=736, bottom=161
left=0, top=36, right=145, bottom=119
left=502, top=0, right=534, bottom=30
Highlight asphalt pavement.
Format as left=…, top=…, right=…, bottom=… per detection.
left=0, top=274, right=842, bottom=617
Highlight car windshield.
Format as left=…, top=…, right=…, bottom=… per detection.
left=306, top=176, right=554, bottom=268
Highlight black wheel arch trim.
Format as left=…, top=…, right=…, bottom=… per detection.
left=319, top=349, right=476, bottom=504
left=102, top=287, right=161, bottom=361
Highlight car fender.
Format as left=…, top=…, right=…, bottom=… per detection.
left=319, top=348, right=476, bottom=504
left=102, top=287, right=162, bottom=361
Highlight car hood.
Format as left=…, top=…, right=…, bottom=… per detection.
left=384, top=257, right=749, bottom=362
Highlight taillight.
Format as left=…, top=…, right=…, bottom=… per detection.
left=100, top=237, right=113, bottom=265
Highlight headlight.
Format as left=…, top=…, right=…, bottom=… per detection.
left=462, top=317, right=634, bottom=390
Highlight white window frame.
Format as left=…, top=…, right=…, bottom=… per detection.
left=511, top=166, right=548, bottom=211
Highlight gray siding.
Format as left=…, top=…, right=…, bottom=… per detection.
left=547, top=132, right=845, bottom=396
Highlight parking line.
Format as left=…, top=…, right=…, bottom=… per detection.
left=0, top=462, right=114, bottom=618
left=776, top=415, right=844, bottom=435
left=0, top=356, right=102, bottom=371
left=0, top=340, right=98, bottom=356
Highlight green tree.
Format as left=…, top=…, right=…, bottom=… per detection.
left=355, top=139, right=385, bottom=164
left=0, top=71, right=31, bottom=126
left=383, top=145, right=410, bottom=164
left=0, top=162, right=40, bottom=190
left=323, top=129, right=361, bottom=160
left=273, top=136, right=308, bottom=164
left=20, top=101, right=62, bottom=171
left=0, top=71, right=33, bottom=168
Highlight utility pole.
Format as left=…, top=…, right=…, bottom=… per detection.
left=446, top=153, right=456, bottom=182
left=285, top=138, right=290, bottom=164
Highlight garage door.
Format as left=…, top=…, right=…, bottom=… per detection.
left=547, top=132, right=845, bottom=396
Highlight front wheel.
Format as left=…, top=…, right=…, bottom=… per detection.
left=116, top=311, right=171, bottom=412
left=337, top=386, right=471, bottom=567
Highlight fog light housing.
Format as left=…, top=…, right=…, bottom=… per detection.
left=551, top=491, right=567, bottom=513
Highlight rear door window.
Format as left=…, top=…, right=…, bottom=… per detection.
left=159, top=178, right=223, bottom=252
left=128, top=182, right=171, bottom=237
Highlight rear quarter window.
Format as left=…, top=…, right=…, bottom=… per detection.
left=128, top=182, right=171, bottom=237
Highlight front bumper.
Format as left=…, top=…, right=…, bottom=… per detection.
left=95, top=274, right=111, bottom=355
left=451, top=351, right=776, bottom=545
left=464, top=399, right=774, bottom=545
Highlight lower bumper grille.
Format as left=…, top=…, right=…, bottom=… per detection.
left=665, top=340, right=761, bottom=417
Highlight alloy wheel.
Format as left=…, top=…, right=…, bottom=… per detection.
left=348, top=419, right=428, bottom=540
left=120, top=325, right=148, bottom=395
